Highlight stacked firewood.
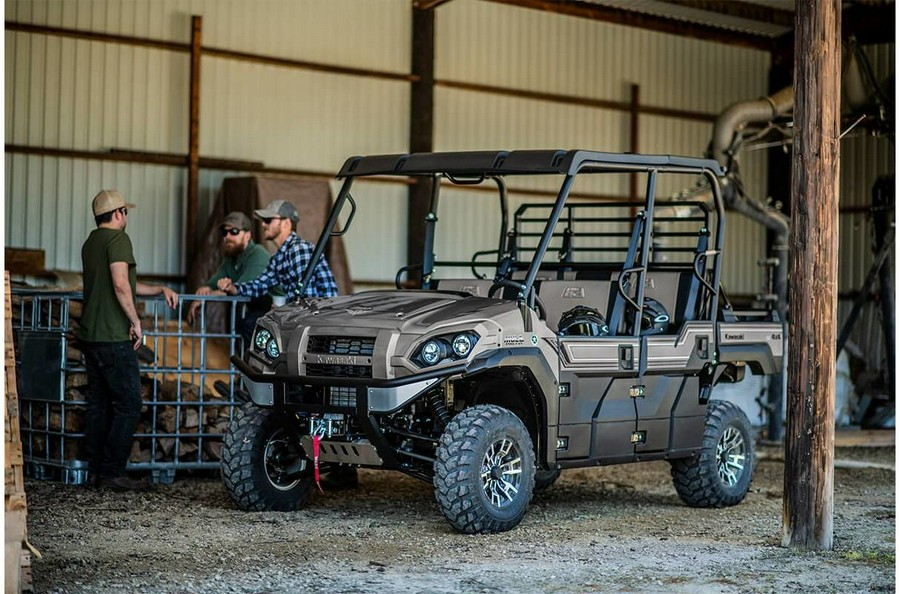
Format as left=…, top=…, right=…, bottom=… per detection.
left=13, top=292, right=240, bottom=467
left=21, top=377, right=237, bottom=464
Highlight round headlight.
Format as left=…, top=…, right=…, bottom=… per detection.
left=452, top=334, right=473, bottom=357
left=266, top=338, right=281, bottom=359
left=254, top=329, right=271, bottom=351
left=420, top=340, right=445, bottom=366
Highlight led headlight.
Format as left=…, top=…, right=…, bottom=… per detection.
left=420, top=339, right=447, bottom=366
left=414, top=332, right=479, bottom=367
left=451, top=334, right=473, bottom=357
left=254, top=329, right=271, bottom=351
left=265, top=338, right=281, bottom=359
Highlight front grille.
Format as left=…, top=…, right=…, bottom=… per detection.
left=307, top=336, right=375, bottom=356
left=328, top=386, right=357, bottom=408
left=305, top=363, right=372, bottom=378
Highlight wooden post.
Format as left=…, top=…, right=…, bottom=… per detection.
left=186, top=15, right=202, bottom=279
left=782, top=0, right=841, bottom=551
left=5, top=272, right=34, bottom=593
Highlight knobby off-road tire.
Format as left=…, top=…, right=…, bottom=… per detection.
left=670, top=399, right=755, bottom=508
left=434, top=404, right=536, bottom=534
left=221, top=402, right=314, bottom=511
left=534, top=467, right=561, bottom=491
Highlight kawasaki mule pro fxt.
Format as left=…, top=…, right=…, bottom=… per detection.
left=223, top=150, right=784, bottom=534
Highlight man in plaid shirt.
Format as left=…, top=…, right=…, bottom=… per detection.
left=218, top=199, right=338, bottom=301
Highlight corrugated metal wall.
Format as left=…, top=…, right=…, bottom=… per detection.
left=5, top=0, right=411, bottom=276
left=837, top=43, right=895, bottom=369
left=434, top=0, right=771, bottom=294
left=5, top=0, right=890, bottom=343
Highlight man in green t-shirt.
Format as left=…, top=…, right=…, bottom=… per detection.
left=186, top=211, right=272, bottom=341
left=79, top=190, right=178, bottom=492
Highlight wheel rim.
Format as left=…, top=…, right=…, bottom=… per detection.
left=264, top=427, right=302, bottom=491
left=716, top=426, right=746, bottom=487
left=480, top=437, right=523, bottom=508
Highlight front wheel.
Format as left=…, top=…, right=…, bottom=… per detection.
left=434, top=404, right=536, bottom=534
left=221, top=402, right=314, bottom=511
left=670, top=399, right=755, bottom=508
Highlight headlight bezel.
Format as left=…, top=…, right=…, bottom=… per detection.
left=252, top=326, right=281, bottom=360
left=413, top=331, right=479, bottom=368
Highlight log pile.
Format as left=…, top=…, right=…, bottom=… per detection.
left=12, top=291, right=240, bottom=469
left=20, top=378, right=236, bottom=465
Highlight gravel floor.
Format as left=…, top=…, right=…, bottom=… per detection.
left=25, top=444, right=895, bottom=594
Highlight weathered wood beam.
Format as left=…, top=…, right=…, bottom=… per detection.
left=6, top=21, right=416, bottom=83
left=413, top=0, right=455, bottom=9
left=658, top=0, right=795, bottom=27
left=186, top=15, right=202, bottom=278
left=436, top=79, right=716, bottom=122
left=783, top=0, right=840, bottom=552
left=482, top=0, right=775, bottom=51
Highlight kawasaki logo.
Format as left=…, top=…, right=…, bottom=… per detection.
left=724, top=333, right=744, bottom=340
left=315, top=354, right=356, bottom=365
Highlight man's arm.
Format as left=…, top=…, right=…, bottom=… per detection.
left=110, top=262, right=144, bottom=350
left=225, top=258, right=279, bottom=298
left=136, top=280, right=178, bottom=309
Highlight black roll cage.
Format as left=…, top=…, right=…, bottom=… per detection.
left=300, top=149, right=727, bottom=328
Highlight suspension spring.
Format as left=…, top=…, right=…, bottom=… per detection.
left=427, top=390, right=452, bottom=428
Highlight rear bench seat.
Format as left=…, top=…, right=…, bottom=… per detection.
left=536, top=280, right=614, bottom=332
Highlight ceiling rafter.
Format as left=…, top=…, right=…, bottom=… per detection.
left=482, top=0, right=776, bottom=51
left=656, top=0, right=795, bottom=28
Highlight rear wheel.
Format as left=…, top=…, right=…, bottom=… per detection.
left=434, top=404, right=536, bottom=534
left=670, top=400, right=755, bottom=507
left=221, top=402, right=314, bottom=511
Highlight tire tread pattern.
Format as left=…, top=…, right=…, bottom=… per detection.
left=221, top=402, right=312, bottom=512
left=670, top=399, right=754, bottom=508
left=433, top=404, right=535, bottom=534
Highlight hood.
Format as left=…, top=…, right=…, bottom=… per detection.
left=264, top=290, right=517, bottom=334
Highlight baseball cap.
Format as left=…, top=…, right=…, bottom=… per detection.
left=92, top=190, right=136, bottom=217
left=221, top=211, right=252, bottom=230
left=254, top=199, right=299, bottom=224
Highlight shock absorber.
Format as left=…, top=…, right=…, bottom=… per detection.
left=427, top=389, right=452, bottom=428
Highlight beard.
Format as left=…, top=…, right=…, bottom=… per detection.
left=222, top=241, right=244, bottom=258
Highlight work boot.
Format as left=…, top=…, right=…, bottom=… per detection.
left=98, top=476, right=153, bottom=492
left=320, top=466, right=359, bottom=490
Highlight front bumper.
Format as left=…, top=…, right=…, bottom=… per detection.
left=231, top=355, right=464, bottom=413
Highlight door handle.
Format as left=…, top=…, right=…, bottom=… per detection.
left=619, top=345, right=634, bottom=370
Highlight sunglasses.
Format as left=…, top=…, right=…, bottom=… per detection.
left=118, top=207, right=128, bottom=216
left=220, top=227, right=243, bottom=237
left=261, top=217, right=284, bottom=225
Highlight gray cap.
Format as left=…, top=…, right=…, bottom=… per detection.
left=221, top=211, right=251, bottom=230
left=254, top=199, right=299, bottom=224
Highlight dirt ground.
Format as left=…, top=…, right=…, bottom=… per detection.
left=24, top=443, right=895, bottom=594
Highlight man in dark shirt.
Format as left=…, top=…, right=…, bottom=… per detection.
left=79, top=190, right=178, bottom=491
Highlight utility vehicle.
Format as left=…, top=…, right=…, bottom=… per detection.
left=223, top=150, right=783, bottom=533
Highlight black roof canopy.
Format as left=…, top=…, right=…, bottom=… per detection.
left=336, top=149, right=725, bottom=178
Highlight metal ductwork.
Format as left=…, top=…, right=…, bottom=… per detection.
left=709, top=86, right=793, bottom=174
left=707, top=87, right=793, bottom=442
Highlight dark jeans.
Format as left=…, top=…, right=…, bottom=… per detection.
left=82, top=341, right=142, bottom=479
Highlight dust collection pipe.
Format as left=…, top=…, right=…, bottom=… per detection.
left=708, top=86, right=793, bottom=441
